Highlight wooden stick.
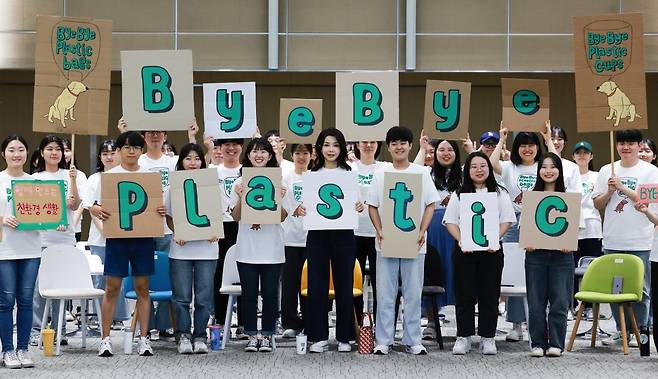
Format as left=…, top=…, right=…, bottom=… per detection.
left=610, top=131, right=615, bottom=176
left=70, top=134, right=76, bottom=167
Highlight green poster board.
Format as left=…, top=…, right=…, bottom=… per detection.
left=11, top=180, right=68, bottom=230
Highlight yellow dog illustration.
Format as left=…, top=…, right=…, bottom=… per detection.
left=45, top=81, right=88, bottom=128
left=596, top=80, right=641, bottom=127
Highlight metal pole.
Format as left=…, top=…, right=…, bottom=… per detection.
left=268, top=0, right=279, bottom=70
left=405, top=0, right=416, bottom=71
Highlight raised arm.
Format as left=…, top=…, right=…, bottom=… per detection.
left=490, top=123, right=508, bottom=175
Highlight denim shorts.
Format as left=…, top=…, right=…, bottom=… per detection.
left=104, top=237, right=155, bottom=278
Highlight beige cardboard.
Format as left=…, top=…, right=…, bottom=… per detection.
left=121, top=50, right=194, bottom=131
left=423, top=80, right=471, bottom=140
left=279, top=98, right=323, bottom=144
left=519, top=191, right=581, bottom=251
left=380, top=172, right=422, bottom=259
left=574, top=13, right=647, bottom=132
left=240, top=167, right=282, bottom=225
left=335, top=72, right=399, bottom=141
left=170, top=168, right=224, bottom=242
left=101, top=172, right=164, bottom=238
left=33, top=15, right=112, bottom=135
left=502, top=78, right=550, bottom=132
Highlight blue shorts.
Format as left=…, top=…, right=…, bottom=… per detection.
left=104, top=238, right=155, bottom=278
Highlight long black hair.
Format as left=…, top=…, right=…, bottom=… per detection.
left=533, top=152, right=565, bottom=192
left=457, top=151, right=504, bottom=197
left=95, top=139, right=117, bottom=173
left=176, top=143, right=207, bottom=171
left=640, top=138, right=657, bottom=166
left=241, top=137, right=279, bottom=173
left=432, top=139, right=462, bottom=192
left=35, top=135, right=66, bottom=173
left=510, top=132, right=542, bottom=166
left=61, top=136, right=79, bottom=169
left=312, top=128, right=351, bottom=171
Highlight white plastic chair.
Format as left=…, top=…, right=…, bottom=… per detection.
left=219, top=245, right=241, bottom=350
left=500, top=242, right=531, bottom=347
left=38, top=245, right=105, bottom=355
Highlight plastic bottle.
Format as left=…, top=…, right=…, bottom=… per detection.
left=124, top=328, right=133, bottom=354
left=42, top=323, right=55, bottom=357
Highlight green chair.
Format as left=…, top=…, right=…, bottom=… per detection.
left=567, top=254, right=643, bottom=355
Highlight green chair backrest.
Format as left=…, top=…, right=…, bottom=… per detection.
left=580, top=254, right=644, bottom=299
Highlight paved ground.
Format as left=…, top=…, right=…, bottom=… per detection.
left=4, top=304, right=655, bottom=378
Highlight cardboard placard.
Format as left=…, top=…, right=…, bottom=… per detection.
left=203, top=82, right=257, bottom=139
left=240, top=167, right=282, bottom=225
left=380, top=172, right=422, bottom=258
left=302, top=170, right=359, bottom=230
left=519, top=191, right=581, bottom=251
left=101, top=172, right=164, bottom=238
left=279, top=98, right=323, bottom=144
left=574, top=13, right=647, bottom=132
left=458, top=192, right=500, bottom=251
left=637, top=184, right=658, bottom=204
left=423, top=80, right=471, bottom=140
left=335, top=72, right=399, bottom=141
left=170, top=168, right=224, bottom=241
left=11, top=180, right=67, bottom=230
left=33, top=15, right=112, bottom=135
left=502, top=78, right=550, bottom=132
left=121, top=50, right=194, bottom=131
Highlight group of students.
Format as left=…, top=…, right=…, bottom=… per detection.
left=2, top=119, right=658, bottom=369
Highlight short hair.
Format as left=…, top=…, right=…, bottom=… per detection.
left=176, top=143, right=207, bottom=171
left=550, top=125, right=568, bottom=142
left=216, top=138, right=244, bottom=146
left=263, top=129, right=280, bottom=140
left=615, top=129, right=642, bottom=143
left=510, top=132, right=542, bottom=166
left=95, top=139, right=117, bottom=173
left=241, top=137, right=279, bottom=169
left=116, top=131, right=145, bottom=149
left=385, top=126, right=414, bottom=145
left=291, top=144, right=313, bottom=154
left=1, top=134, right=28, bottom=155
left=35, top=135, right=67, bottom=172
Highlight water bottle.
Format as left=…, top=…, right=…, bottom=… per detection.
left=640, top=326, right=650, bottom=357
left=124, top=328, right=133, bottom=354
left=209, top=325, right=221, bottom=351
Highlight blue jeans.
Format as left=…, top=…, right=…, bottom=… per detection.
left=0, top=258, right=40, bottom=352
left=237, top=262, right=282, bottom=336
left=170, top=258, right=217, bottom=341
left=503, top=213, right=526, bottom=324
left=150, top=235, right=173, bottom=332
left=375, top=253, right=425, bottom=347
left=604, top=249, right=651, bottom=329
left=89, top=245, right=130, bottom=321
left=525, top=250, right=574, bottom=351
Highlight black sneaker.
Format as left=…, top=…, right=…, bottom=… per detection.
left=259, top=336, right=273, bottom=352
left=245, top=336, right=259, bottom=352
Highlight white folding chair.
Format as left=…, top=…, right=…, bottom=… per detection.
left=219, top=245, right=241, bottom=350
left=38, top=245, right=105, bottom=355
left=500, top=242, right=531, bottom=347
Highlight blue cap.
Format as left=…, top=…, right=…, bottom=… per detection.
left=480, top=131, right=500, bottom=144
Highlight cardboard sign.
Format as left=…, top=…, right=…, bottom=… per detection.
left=574, top=13, right=647, bottom=132
left=11, top=180, right=67, bottom=230
left=101, top=172, right=164, bottom=238
left=501, top=78, right=550, bottom=132
left=380, top=172, right=422, bottom=258
left=279, top=98, right=323, bottom=144
left=519, top=191, right=581, bottom=251
left=121, top=50, right=194, bottom=131
left=458, top=192, right=500, bottom=251
left=423, top=80, right=471, bottom=140
left=335, top=72, right=399, bottom=141
left=637, top=184, right=658, bottom=204
left=170, top=169, right=224, bottom=242
left=203, top=82, right=257, bottom=139
left=33, top=15, right=112, bottom=135
left=240, top=167, right=282, bottom=225
left=302, top=170, right=359, bottom=230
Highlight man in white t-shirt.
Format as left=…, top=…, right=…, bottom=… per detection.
left=592, top=129, right=658, bottom=345
left=366, top=127, right=439, bottom=355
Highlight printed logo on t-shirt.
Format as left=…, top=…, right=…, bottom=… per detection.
left=292, top=182, right=303, bottom=202
left=223, top=176, right=238, bottom=197
left=617, top=177, right=637, bottom=197
left=149, top=167, right=170, bottom=189
left=517, top=174, right=537, bottom=191
left=358, top=173, right=374, bottom=186
left=582, top=181, right=594, bottom=195
left=6, top=188, right=12, bottom=203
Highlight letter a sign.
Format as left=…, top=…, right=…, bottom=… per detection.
left=381, top=172, right=422, bottom=258
left=240, top=167, right=282, bottom=225
left=121, top=50, right=194, bottom=131
left=519, top=191, right=581, bottom=251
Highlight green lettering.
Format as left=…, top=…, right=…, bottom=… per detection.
left=216, top=89, right=244, bottom=133
left=433, top=89, right=461, bottom=132
left=117, top=181, right=148, bottom=231
left=471, top=201, right=488, bottom=248
left=317, top=183, right=344, bottom=219
left=353, top=83, right=383, bottom=126
left=245, top=176, right=277, bottom=211
left=288, top=106, right=315, bottom=137
left=512, top=89, right=540, bottom=116
left=183, top=179, right=210, bottom=227
left=141, top=66, right=174, bottom=113
left=388, top=182, right=415, bottom=232
left=535, top=195, right=569, bottom=237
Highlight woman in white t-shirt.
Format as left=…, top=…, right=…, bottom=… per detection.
left=229, top=137, right=286, bottom=353
left=443, top=151, right=515, bottom=356
left=62, top=136, right=87, bottom=242
left=0, top=135, right=42, bottom=368
left=165, top=143, right=219, bottom=354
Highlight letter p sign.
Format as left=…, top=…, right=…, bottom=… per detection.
left=117, top=181, right=148, bottom=231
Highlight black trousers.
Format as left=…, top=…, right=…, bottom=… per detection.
left=453, top=245, right=504, bottom=338
left=574, top=238, right=602, bottom=308
left=355, top=236, right=377, bottom=324
left=213, top=221, right=240, bottom=325
left=305, top=230, right=356, bottom=343
left=281, top=246, right=307, bottom=331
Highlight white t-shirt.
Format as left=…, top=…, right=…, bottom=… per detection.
left=33, top=169, right=86, bottom=247
left=578, top=170, right=603, bottom=240
left=366, top=163, right=440, bottom=255
left=562, top=158, right=584, bottom=196
left=93, top=165, right=154, bottom=205
left=442, top=188, right=517, bottom=232
left=355, top=161, right=390, bottom=237
left=138, top=154, right=175, bottom=235
left=282, top=170, right=307, bottom=247
left=593, top=160, right=658, bottom=251
left=229, top=177, right=285, bottom=264
left=85, top=172, right=105, bottom=247
left=210, top=163, right=241, bottom=222
left=500, top=160, right=538, bottom=214
left=281, top=159, right=295, bottom=179
left=0, top=171, right=41, bottom=260
left=651, top=230, right=658, bottom=263
left=72, top=169, right=88, bottom=234
left=164, top=188, right=219, bottom=260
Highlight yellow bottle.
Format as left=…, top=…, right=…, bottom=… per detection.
left=42, top=323, right=55, bottom=357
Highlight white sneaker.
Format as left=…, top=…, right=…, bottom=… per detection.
left=2, top=351, right=21, bottom=369
left=567, top=310, right=574, bottom=321
left=98, top=337, right=113, bottom=357
left=149, top=329, right=159, bottom=341
left=602, top=331, right=622, bottom=346
left=373, top=344, right=389, bottom=355
left=29, top=332, right=40, bottom=347
left=452, top=336, right=471, bottom=355
left=405, top=344, right=427, bottom=355
left=111, top=321, right=125, bottom=331
left=338, top=342, right=351, bottom=352
left=193, top=340, right=208, bottom=354
left=138, top=336, right=154, bottom=356
left=530, top=347, right=544, bottom=357
left=505, top=323, right=523, bottom=342
left=66, top=310, right=75, bottom=322
left=309, top=340, right=329, bottom=353
left=546, top=347, right=562, bottom=357
left=282, top=329, right=297, bottom=339
left=16, top=349, right=34, bottom=368
left=178, top=336, right=193, bottom=354
left=480, top=337, right=497, bottom=355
